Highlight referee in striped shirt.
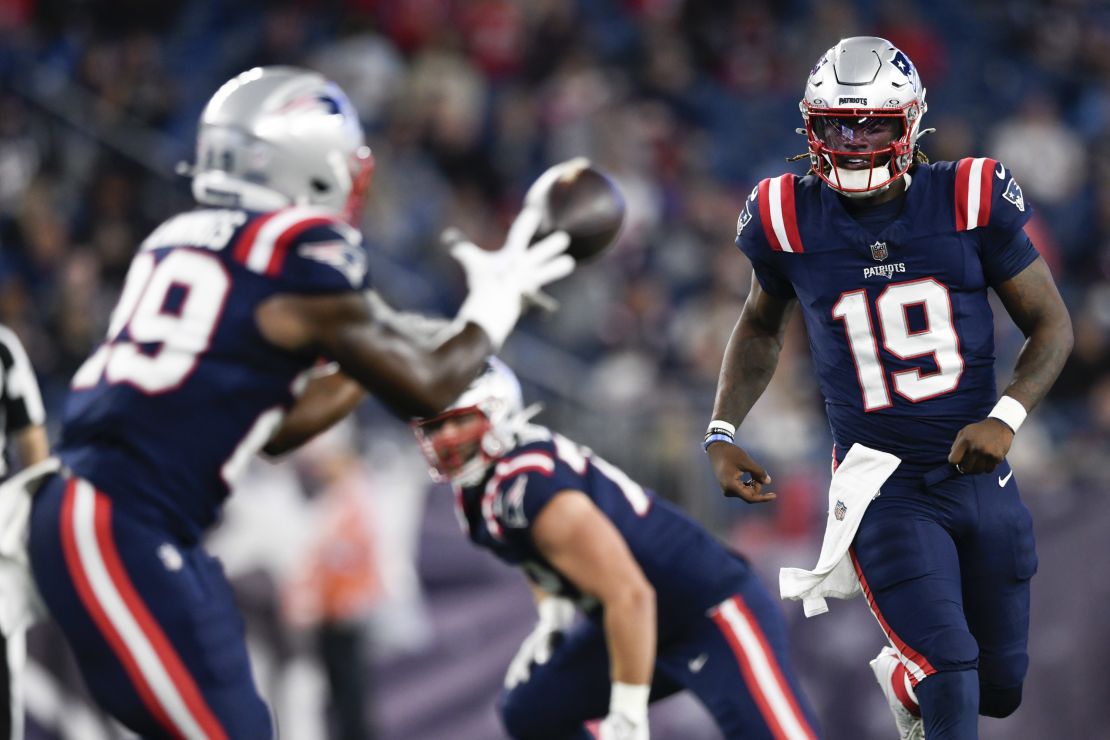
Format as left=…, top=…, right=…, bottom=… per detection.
left=0, top=325, right=47, bottom=740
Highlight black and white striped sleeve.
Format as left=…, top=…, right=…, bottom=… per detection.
left=0, top=326, right=45, bottom=433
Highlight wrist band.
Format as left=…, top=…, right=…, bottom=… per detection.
left=988, top=395, right=1027, bottom=433
left=703, top=433, right=734, bottom=451
left=704, top=420, right=736, bottom=449
left=705, top=419, right=736, bottom=437
left=610, top=682, right=650, bottom=722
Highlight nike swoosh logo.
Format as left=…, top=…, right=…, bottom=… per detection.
left=998, top=470, right=1013, bottom=487
left=688, top=653, right=708, bottom=673
left=995, top=162, right=1005, bottom=179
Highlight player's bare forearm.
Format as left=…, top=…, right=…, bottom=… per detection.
left=532, top=491, right=656, bottom=686
left=263, top=369, right=366, bottom=456
left=707, top=275, right=794, bottom=502
left=994, top=257, right=1073, bottom=412
left=950, top=258, right=1072, bottom=474
left=329, top=318, right=492, bottom=418
left=602, top=583, right=656, bottom=685
left=711, top=274, right=796, bottom=425
left=257, top=292, right=492, bottom=418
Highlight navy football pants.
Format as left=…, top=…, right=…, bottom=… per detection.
left=851, top=461, right=1036, bottom=738
left=498, top=573, right=821, bottom=739
left=28, top=474, right=272, bottom=739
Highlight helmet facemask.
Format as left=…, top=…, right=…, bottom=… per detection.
left=803, top=102, right=921, bottom=196
left=413, top=406, right=508, bottom=487
left=412, top=358, right=529, bottom=488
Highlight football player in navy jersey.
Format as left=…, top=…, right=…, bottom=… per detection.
left=704, top=38, right=1072, bottom=740
left=24, top=67, right=574, bottom=739
left=413, top=359, right=821, bottom=740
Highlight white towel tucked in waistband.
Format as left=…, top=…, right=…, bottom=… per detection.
left=779, top=444, right=900, bottom=617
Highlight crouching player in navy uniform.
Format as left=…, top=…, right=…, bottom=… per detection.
left=413, top=359, right=821, bottom=740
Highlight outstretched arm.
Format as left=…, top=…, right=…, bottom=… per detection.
left=948, top=256, right=1073, bottom=474
left=257, top=291, right=493, bottom=419
left=706, top=273, right=797, bottom=502
left=257, top=210, right=572, bottom=421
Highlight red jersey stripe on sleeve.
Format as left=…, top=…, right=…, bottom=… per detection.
left=758, top=176, right=803, bottom=253
left=265, top=216, right=336, bottom=276
left=777, top=174, right=804, bottom=253
left=757, top=178, right=781, bottom=251
left=232, top=212, right=277, bottom=265
left=954, top=157, right=972, bottom=231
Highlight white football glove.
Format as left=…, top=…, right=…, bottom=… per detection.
left=503, top=596, right=576, bottom=689
left=597, top=713, right=649, bottom=740
left=449, top=207, right=574, bottom=350
left=597, top=682, right=650, bottom=740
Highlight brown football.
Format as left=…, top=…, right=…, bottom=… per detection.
left=532, top=161, right=625, bottom=262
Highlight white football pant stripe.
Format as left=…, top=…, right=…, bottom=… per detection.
left=70, top=480, right=210, bottom=739
left=716, top=597, right=813, bottom=740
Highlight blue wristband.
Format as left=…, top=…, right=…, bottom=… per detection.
left=703, top=433, right=734, bottom=451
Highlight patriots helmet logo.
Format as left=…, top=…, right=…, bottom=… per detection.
left=870, top=241, right=889, bottom=261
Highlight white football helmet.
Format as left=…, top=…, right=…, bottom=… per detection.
left=801, top=37, right=927, bottom=197
left=413, top=358, right=527, bottom=487
left=190, top=66, right=374, bottom=221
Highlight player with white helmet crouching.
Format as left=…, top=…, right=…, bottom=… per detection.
left=26, top=66, right=575, bottom=738
left=413, top=359, right=821, bottom=740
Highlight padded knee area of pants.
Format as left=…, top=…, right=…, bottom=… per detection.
left=980, top=683, right=1023, bottom=718
left=921, top=627, right=979, bottom=672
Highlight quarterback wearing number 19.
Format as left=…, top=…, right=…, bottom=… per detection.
left=706, top=38, right=1072, bottom=740
left=26, top=67, right=573, bottom=738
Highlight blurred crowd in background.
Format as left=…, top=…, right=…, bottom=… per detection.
left=0, top=0, right=1107, bottom=738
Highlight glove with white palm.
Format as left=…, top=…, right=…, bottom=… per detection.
left=449, top=207, right=574, bottom=350
left=503, top=596, right=577, bottom=689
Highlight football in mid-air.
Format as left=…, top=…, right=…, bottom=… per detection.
left=528, top=158, right=625, bottom=263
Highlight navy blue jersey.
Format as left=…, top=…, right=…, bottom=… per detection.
left=58, top=206, right=370, bottom=539
left=455, top=427, right=752, bottom=632
left=735, top=158, right=1037, bottom=473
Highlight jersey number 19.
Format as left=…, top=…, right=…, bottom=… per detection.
left=832, top=277, right=964, bottom=411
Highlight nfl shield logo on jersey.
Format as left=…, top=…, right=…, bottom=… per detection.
left=869, top=241, right=889, bottom=261
left=834, top=499, right=847, bottom=521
